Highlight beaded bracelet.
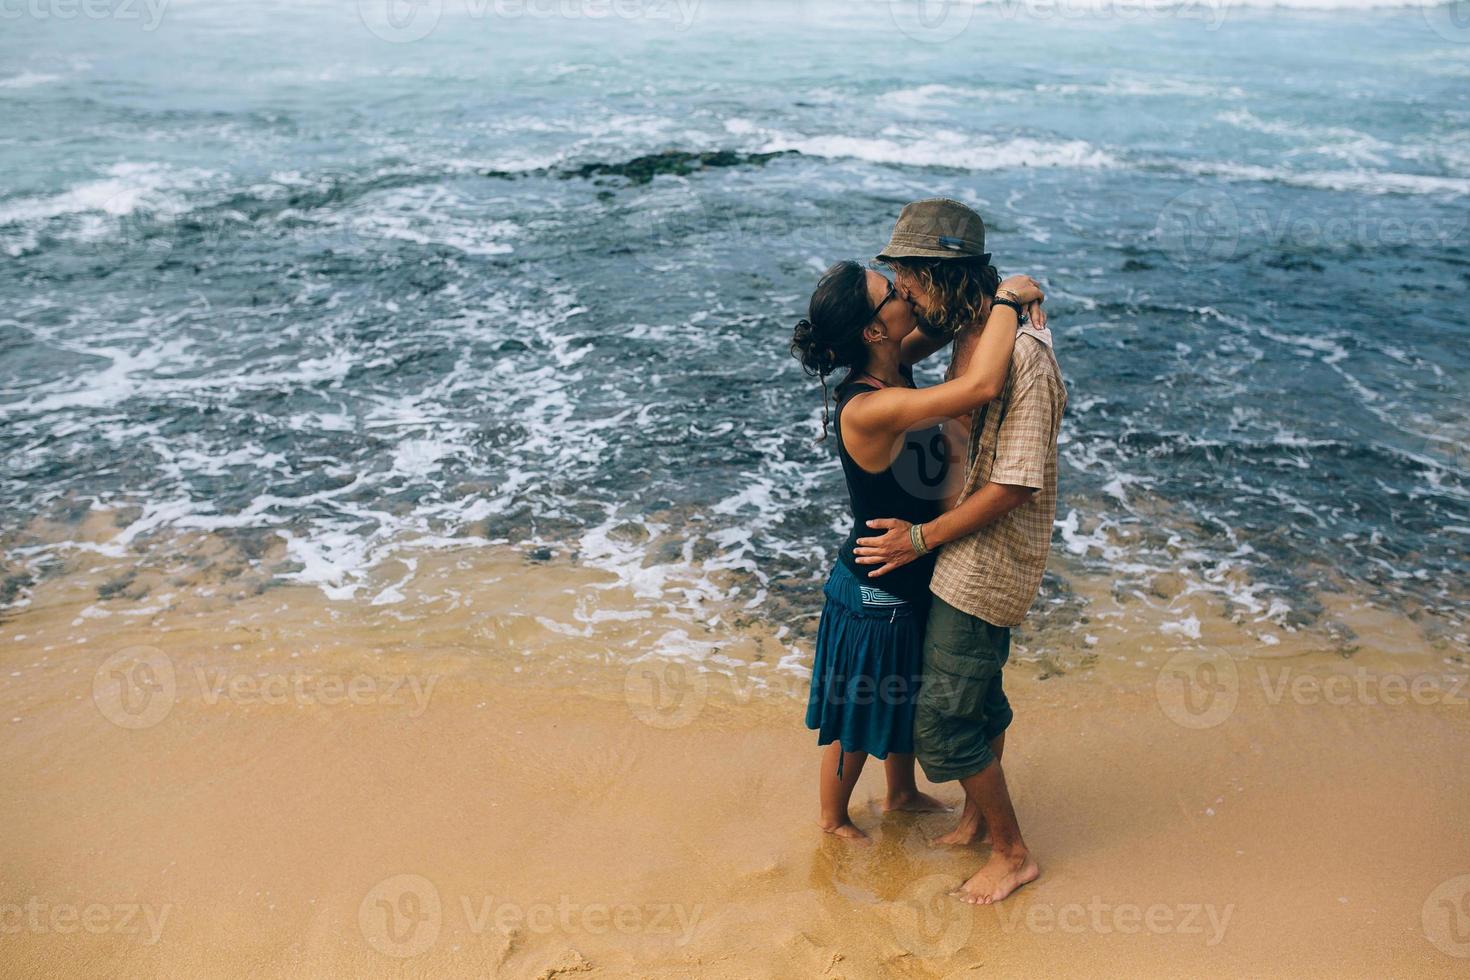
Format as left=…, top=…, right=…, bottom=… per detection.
left=910, top=522, right=930, bottom=558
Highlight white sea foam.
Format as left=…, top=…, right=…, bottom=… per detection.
left=0, top=162, right=211, bottom=257
left=391, top=439, right=465, bottom=476
left=880, top=76, right=1239, bottom=113
left=876, top=84, right=1005, bottom=112
left=0, top=163, right=205, bottom=225
left=0, top=72, right=60, bottom=90
left=275, top=527, right=375, bottom=602
left=1403, top=136, right=1470, bottom=178
left=738, top=115, right=1469, bottom=199
left=4, top=337, right=355, bottom=417
left=1179, top=159, right=1470, bottom=196
left=3, top=337, right=192, bottom=416
left=742, top=114, right=1464, bottom=196
left=343, top=186, right=517, bottom=256
left=1218, top=109, right=1379, bottom=145
left=756, top=130, right=1119, bottom=172
left=1216, top=109, right=1394, bottom=167
left=1159, top=615, right=1203, bottom=640
left=163, top=445, right=290, bottom=479
left=99, top=282, right=618, bottom=613
left=257, top=64, right=430, bottom=84
left=1038, top=77, right=1244, bottom=99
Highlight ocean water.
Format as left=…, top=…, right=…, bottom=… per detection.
left=1, top=0, right=1466, bottom=661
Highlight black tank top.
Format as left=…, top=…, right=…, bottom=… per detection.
left=833, top=367, right=949, bottom=608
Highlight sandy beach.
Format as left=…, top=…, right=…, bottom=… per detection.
left=2, top=534, right=1466, bottom=978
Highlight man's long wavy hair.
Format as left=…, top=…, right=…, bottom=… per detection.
left=883, top=256, right=1001, bottom=337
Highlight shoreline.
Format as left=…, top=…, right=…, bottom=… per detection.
left=1, top=544, right=1467, bottom=976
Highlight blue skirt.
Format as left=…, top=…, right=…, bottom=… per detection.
left=805, top=561, right=927, bottom=764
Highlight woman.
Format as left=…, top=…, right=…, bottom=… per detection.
left=790, top=259, right=1044, bottom=841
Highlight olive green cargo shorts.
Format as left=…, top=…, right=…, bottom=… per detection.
left=914, top=595, right=1014, bottom=784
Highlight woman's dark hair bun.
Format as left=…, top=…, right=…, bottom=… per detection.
left=788, top=260, right=871, bottom=381
left=790, top=316, right=839, bottom=378
left=789, top=260, right=878, bottom=440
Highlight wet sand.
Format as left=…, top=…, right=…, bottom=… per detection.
left=1, top=545, right=1467, bottom=977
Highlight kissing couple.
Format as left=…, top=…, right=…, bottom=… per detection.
left=790, top=198, right=1065, bottom=906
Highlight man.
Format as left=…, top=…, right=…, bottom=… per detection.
left=855, top=198, right=1066, bottom=905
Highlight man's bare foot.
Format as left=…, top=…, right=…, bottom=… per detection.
left=931, top=821, right=989, bottom=847
left=952, top=850, right=1040, bottom=905
left=882, top=790, right=953, bottom=814
left=818, top=818, right=871, bottom=844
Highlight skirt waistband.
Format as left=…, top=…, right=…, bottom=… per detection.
left=824, top=561, right=917, bottom=619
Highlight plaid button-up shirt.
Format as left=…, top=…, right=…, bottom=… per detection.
left=930, top=333, right=1066, bottom=627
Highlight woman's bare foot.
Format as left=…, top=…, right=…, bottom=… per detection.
left=882, top=790, right=952, bottom=813
left=952, top=849, right=1040, bottom=905
left=932, top=820, right=989, bottom=847
left=818, top=818, right=871, bottom=844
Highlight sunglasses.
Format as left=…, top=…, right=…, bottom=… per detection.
left=871, top=277, right=898, bottom=324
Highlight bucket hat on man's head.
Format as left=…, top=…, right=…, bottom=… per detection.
left=877, top=198, right=991, bottom=263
